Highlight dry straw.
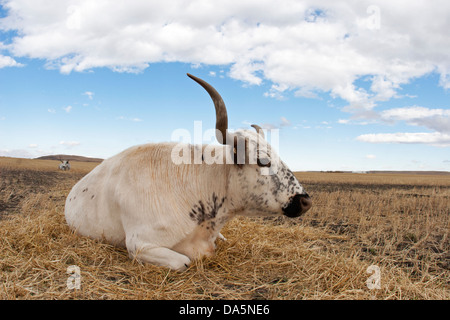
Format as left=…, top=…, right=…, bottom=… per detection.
left=1, top=157, right=449, bottom=299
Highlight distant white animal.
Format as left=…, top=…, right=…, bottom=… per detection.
left=59, top=159, right=71, bottom=171
left=64, top=74, right=312, bottom=271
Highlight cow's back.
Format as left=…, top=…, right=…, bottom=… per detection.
left=64, top=143, right=229, bottom=249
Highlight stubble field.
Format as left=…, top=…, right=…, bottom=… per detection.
left=0, top=157, right=449, bottom=299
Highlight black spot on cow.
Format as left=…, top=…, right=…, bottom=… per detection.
left=270, top=174, right=282, bottom=196
left=205, top=220, right=216, bottom=230
left=82, top=188, right=88, bottom=192
left=256, top=178, right=265, bottom=186
left=249, top=193, right=265, bottom=207
left=91, top=195, right=95, bottom=199
left=269, top=166, right=299, bottom=197
left=189, top=193, right=226, bottom=225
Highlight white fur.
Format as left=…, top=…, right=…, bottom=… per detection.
left=65, top=131, right=306, bottom=271
left=59, top=160, right=70, bottom=171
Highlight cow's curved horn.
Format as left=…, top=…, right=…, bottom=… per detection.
left=187, top=73, right=229, bottom=144
left=251, top=124, right=265, bottom=139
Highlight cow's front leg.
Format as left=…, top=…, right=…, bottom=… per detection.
left=127, top=240, right=191, bottom=271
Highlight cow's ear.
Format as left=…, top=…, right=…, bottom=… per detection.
left=257, top=157, right=271, bottom=168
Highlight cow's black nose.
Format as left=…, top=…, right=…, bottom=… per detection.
left=282, top=193, right=312, bottom=217
left=299, top=193, right=312, bottom=213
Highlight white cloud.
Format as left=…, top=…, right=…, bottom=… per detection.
left=1, top=0, right=450, bottom=150
left=381, top=106, right=450, bottom=121
left=380, top=106, right=450, bottom=134
left=0, top=54, right=23, bottom=68
left=60, top=141, right=80, bottom=147
left=340, top=105, right=450, bottom=147
left=48, top=108, right=56, bottom=113
left=1, top=0, right=449, bottom=110
left=356, top=106, right=450, bottom=147
left=0, top=148, right=34, bottom=158
left=63, top=105, right=72, bottom=113
left=264, top=84, right=289, bottom=100
left=117, top=116, right=143, bottom=122
left=28, top=143, right=38, bottom=148
left=357, top=132, right=450, bottom=147
left=251, top=116, right=292, bottom=130
left=83, top=91, right=94, bottom=100
left=365, top=154, right=376, bottom=159
left=337, top=118, right=373, bottom=126
left=280, top=116, right=291, bottom=127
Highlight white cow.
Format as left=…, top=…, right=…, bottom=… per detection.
left=64, top=74, right=312, bottom=271
left=59, top=160, right=71, bottom=171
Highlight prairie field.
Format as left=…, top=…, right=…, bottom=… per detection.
left=0, top=156, right=449, bottom=300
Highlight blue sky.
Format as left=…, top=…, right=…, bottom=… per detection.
left=0, top=0, right=449, bottom=171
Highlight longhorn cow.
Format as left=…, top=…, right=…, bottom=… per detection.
left=59, top=159, right=71, bottom=171
left=64, top=74, right=312, bottom=270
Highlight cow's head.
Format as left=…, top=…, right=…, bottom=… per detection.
left=188, top=73, right=312, bottom=218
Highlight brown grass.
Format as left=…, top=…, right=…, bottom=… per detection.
left=0, top=158, right=449, bottom=300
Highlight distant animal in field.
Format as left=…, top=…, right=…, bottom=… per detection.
left=59, top=159, right=71, bottom=171
left=65, top=73, right=312, bottom=271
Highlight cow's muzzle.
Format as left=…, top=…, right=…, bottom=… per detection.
left=282, top=193, right=312, bottom=217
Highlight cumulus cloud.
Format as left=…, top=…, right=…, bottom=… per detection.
left=357, top=132, right=450, bottom=147
left=380, top=106, right=450, bottom=134
left=117, top=116, right=143, bottom=122
left=59, top=140, right=80, bottom=147
left=0, top=148, right=34, bottom=158
left=280, top=116, right=291, bottom=127
left=1, top=0, right=449, bottom=106
left=62, top=105, right=72, bottom=113
left=1, top=0, right=450, bottom=147
left=247, top=116, right=292, bottom=130
left=356, top=105, right=450, bottom=147
left=0, top=54, right=23, bottom=68
left=83, top=91, right=94, bottom=100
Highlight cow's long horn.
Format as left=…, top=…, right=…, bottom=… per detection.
left=251, top=124, right=265, bottom=139
left=187, top=73, right=229, bottom=144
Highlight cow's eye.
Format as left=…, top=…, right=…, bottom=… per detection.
left=257, top=157, right=271, bottom=167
